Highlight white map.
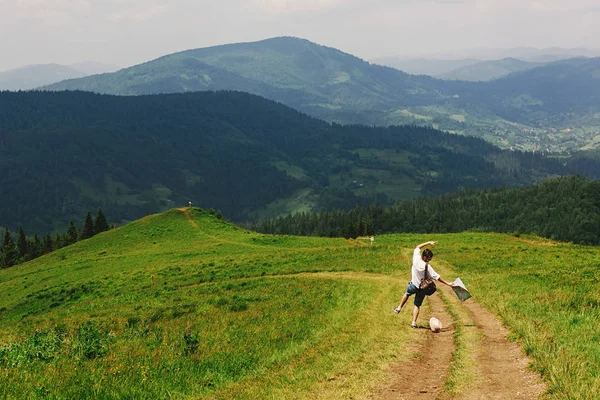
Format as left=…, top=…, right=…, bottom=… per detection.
left=452, top=277, right=472, bottom=302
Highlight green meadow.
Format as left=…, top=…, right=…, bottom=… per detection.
left=1, top=208, right=599, bottom=398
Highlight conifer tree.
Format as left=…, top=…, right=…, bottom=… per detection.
left=44, top=234, right=54, bottom=254
left=66, top=220, right=78, bottom=244
left=54, top=233, right=63, bottom=250
left=1, top=230, right=19, bottom=268
left=81, top=211, right=95, bottom=239
left=30, top=233, right=41, bottom=259
left=94, top=208, right=109, bottom=233
left=17, top=226, right=27, bottom=259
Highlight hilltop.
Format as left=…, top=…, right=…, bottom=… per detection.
left=43, top=37, right=600, bottom=151
left=0, top=208, right=413, bottom=398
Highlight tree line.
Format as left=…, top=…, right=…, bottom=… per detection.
left=254, top=175, right=600, bottom=245
left=0, top=209, right=110, bottom=269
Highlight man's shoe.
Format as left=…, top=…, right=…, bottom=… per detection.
left=393, top=307, right=401, bottom=314
left=411, top=322, right=418, bottom=329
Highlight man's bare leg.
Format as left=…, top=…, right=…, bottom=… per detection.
left=393, top=293, right=409, bottom=313
left=412, top=306, right=420, bottom=327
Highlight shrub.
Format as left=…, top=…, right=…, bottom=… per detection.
left=71, top=321, right=114, bottom=359
left=22, top=328, right=63, bottom=361
left=183, top=326, right=200, bottom=355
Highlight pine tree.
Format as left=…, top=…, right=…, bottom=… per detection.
left=94, top=208, right=109, bottom=233
left=1, top=230, right=19, bottom=268
left=44, top=234, right=54, bottom=254
left=66, top=220, right=78, bottom=245
left=17, top=226, right=27, bottom=259
left=81, top=211, right=95, bottom=239
left=30, top=233, right=41, bottom=259
left=54, top=233, right=63, bottom=250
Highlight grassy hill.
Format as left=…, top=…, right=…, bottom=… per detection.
left=1, top=90, right=572, bottom=234
left=42, top=37, right=600, bottom=151
left=1, top=208, right=599, bottom=397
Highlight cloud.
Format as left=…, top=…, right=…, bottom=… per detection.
left=252, top=0, right=345, bottom=14
left=109, top=3, right=168, bottom=22
left=6, top=0, right=90, bottom=25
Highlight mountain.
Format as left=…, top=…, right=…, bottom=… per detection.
left=43, top=37, right=447, bottom=111
left=0, top=62, right=120, bottom=91
left=0, top=90, right=575, bottom=233
left=41, top=37, right=600, bottom=152
left=69, top=61, right=121, bottom=75
left=370, top=57, right=481, bottom=76
left=437, top=58, right=545, bottom=81
left=0, top=64, right=88, bottom=91
left=419, top=46, right=600, bottom=62
left=469, top=57, right=600, bottom=123
left=374, top=56, right=547, bottom=82
left=497, top=46, right=600, bottom=62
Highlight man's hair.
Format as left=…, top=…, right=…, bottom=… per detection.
left=422, top=249, right=433, bottom=259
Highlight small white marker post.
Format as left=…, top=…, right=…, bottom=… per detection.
left=357, top=236, right=375, bottom=246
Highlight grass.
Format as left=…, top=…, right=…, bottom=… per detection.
left=434, top=233, right=600, bottom=398
left=2, top=210, right=600, bottom=398
left=437, top=289, right=480, bottom=396
left=0, top=209, right=412, bottom=398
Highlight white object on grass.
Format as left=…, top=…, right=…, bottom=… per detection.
left=429, top=317, right=442, bottom=332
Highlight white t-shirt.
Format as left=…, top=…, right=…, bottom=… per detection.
left=411, top=247, right=440, bottom=287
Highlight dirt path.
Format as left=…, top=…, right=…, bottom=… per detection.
left=374, top=290, right=454, bottom=399
left=373, top=285, right=546, bottom=399
left=456, top=299, right=546, bottom=399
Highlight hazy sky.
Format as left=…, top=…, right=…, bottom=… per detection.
left=1, top=0, right=599, bottom=71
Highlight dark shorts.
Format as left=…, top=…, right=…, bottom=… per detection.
left=405, top=282, right=432, bottom=307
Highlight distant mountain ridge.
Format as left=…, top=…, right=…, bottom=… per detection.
left=373, top=56, right=547, bottom=81
left=0, top=62, right=120, bottom=91
left=0, top=64, right=88, bottom=91
left=42, top=37, right=600, bottom=151
left=437, top=58, right=545, bottom=81
left=371, top=57, right=482, bottom=76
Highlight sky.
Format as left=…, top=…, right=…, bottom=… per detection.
left=1, top=0, right=600, bottom=71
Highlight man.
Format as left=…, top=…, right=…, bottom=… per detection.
left=393, top=241, right=454, bottom=328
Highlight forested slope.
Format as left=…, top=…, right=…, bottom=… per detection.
left=0, top=90, right=575, bottom=233
left=255, top=175, right=600, bottom=245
